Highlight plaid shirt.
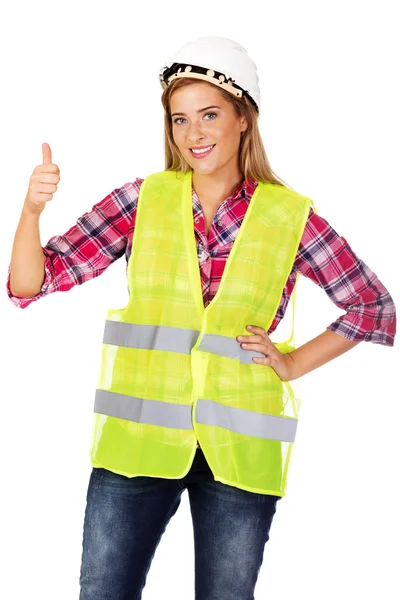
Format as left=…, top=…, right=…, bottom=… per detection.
left=7, top=176, right=396, bottom=348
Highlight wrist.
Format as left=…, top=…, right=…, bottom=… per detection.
left=286, top=352, right=301, bottom=381
left=21, top=204, right=42, bottom=220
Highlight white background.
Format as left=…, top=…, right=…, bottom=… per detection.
left=1, top=1, right=399, bottom=598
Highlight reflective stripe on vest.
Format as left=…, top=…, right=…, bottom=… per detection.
left=103, top=321, right=265, bottom=363
left=94, top=389, right=298, bottom=443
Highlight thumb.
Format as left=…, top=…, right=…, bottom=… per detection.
left=42, top=142, right=52, bottom=164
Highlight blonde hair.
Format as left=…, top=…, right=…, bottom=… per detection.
left=161, top=77, right=292, bottom=189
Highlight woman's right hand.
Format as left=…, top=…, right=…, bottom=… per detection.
left=23, top=142, right=60, bottom=216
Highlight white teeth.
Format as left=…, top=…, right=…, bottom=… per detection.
left=191, top=145, right=214, bottom=154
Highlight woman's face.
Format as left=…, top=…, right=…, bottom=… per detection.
left=169, top=82, right=248, bottom=177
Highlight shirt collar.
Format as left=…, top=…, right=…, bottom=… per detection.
left=193, top=177, right=258, bottom=210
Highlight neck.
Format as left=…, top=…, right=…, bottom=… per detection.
left=192, top=168, right=244, bottom=204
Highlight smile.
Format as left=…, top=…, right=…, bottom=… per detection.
left=189, top=145, right=216, bottom=158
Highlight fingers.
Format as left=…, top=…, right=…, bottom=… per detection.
left=24, top=143, right=60, bottom=216
left=42, top=142, right=52, bottom=164
left=236, top=326, right=273, bottom=354
left=36, top=183, right=58, bottom=194
left=237, top=333, right=265, bottom=343
left=38, top=173, right=59, bottom=184
left=245, top=325, right=265, bottom=336
left=237, top=335, right=260, bottom=344
left=40, top=142, right=59, bottom=175
left=241, top=345, right=266, bottom=356
left=237, top=325, right=273, bottom=344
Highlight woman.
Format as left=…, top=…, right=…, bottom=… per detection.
left=7, top=36, right=396, bottom=600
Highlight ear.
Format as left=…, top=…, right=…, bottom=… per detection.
left=240, top=116, right=249, bottom=133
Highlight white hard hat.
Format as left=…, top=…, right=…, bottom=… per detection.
left=159, top=36, right=261, bottom=114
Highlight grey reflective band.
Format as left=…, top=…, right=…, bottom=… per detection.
left=103, top=322, right=265, bottom=363
left=95, top=389, right=193, bottom=429
left=103, top=321, right=200, bottom=354
left=94, top=391, right=298, bottom=443
left=196, top=399, right=297, bottom=443
left=197, top=333, right=265, bottom=363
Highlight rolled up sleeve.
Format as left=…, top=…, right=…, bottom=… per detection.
left=6, top=248, right=54, bottom=309
left=294, top=208, right=396, bottom=347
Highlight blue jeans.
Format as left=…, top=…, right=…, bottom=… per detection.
left=79, top=447, right=281, bottom=600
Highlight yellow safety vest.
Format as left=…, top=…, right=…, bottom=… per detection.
left=90, top=169, right=316, bottom=497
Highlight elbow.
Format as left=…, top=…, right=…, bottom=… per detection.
left=8, top=284, right=42, bottom=299
left=9, top=274, right=44, bottom=299
left=8, top=264, right=47, bottom=299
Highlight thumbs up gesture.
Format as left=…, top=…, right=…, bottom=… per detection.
left=23, top=143, right=60, bottom=216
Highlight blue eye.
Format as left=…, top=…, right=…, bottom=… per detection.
left=173, top=112, right=217, bottom=125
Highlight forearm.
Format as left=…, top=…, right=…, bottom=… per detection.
left=288, top=329, right=361, bottom=380
left=9, top=207, right=45, bottom=298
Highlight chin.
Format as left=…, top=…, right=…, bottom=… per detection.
left=192, top=164, right=218, bottom=175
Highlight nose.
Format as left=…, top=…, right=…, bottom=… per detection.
left=187, top=120, right=205, bottom=144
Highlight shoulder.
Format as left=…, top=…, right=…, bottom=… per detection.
left=102, top=172, right=180, bottom=212
left=300, top=205, right=348, bottom=251
left=98, top=177, right=145, bottom=211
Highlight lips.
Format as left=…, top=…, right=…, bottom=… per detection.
left=189, top=144, right=216, bottom=158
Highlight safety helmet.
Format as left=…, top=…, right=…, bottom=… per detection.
left=159, top=36, right=261, bottom=114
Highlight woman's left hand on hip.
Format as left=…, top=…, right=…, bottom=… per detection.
left=237, top=325, right=295, bottom=382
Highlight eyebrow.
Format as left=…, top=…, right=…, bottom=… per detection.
left=170, top=105, right=222, bottom=117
